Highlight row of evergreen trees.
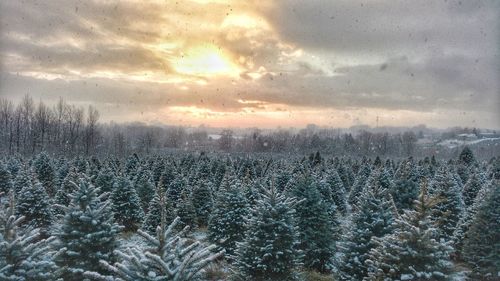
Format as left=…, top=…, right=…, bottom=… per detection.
left=0, top=146, right=498, bottom=280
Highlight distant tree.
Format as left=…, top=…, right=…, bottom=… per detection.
left=462, top=169, right=486, bottom=207
left=142, top=186, right=175, bottom=234
left=175, top=189, right=197, bottom=230
left=16, top=181, right=53, bottom=230
left=191, top=180, right=213, bottom=227
left=0, top=161, right=12, bottom=194
left=110, top=176, right=144, bottom=231
left=133, top=168, right=155, bottom=212
left=33, top=152, right=56, bottom=196
left=218, top=129, right=233, bottom=151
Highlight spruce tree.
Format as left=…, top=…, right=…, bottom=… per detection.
left=0, top=192, right=57, bottom=280
left=55, top=179, right=121, bottom=280
left=95, top=165, right=115, bottom=195
left=142, top=186, right=175, bottom=234
left=16, top=181, right=53, bottom=230
left=462, top=168, right=486, bottom=207
left=53, top=167, right=80, bottom=216
left=429, top=167, right=464, bottom=239
left=335, top=176, right=396, bottom=281
left=365, top=182, right=454, bottom=281
left=0, top=162, right=12, bottom=194
left=33, top=152, right=56, bottom=197
left=191, top=179, right=213, bottom=227
left=110, top=176, right=144, bottom=231
left=208, top=175, right=248, bottom=258
left=324, top=169, right=348, bottom=215
left=133, top=168, right=155, bottom=212
left=291, top=175, right=336, bottom=273
left=12, top=168, right=32, bottom=195
left=347, top=162, right=371, bottom=205
left=234, top=185, right=301, bottom=281
left=175, top=189, right=197, bottom=230
left=462, top=181, right=499, bottom=279
left=392, top=159, right=420, bottom=211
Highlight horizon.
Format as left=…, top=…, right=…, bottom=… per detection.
left=1, top=0, right=499, bottom=129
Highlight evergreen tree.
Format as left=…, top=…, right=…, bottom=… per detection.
left=55, top=179, right=121, bottom=280
left=133, top=168, right=155, bottom=212
left=208, top=176, right=248, bottom=257
left=392, top=159, right=420, bottom=211
left=462, top=168, right=486, bottom=207
left=53, top=167, right=80, bottom=216
left=0, top=192, right=57, bottom=280
left=365, top=182, right=454, bottom=281
left=175, top=189, right=197, bottom=230
left=12, top=168, right=32, bottom=195
left=291, top=175, right=336, bottom=273
left=458, top=146, right=476, bottom=166
left=324, top=169, right=348, bottom=214
left=16, top=181, right=52, bottom=230
left=462, top=181, right=500, bottom=279
left=234, top=185, right=301, bottom=281
left=429, top=167, right=464, bottom=239
left=347, top=162, right=371, bottom=205
left=142, top=186, right=175, bottom=234
left=93, top=217, right=223, bottom=281
left=95, top=165, right=115, bottom=195
left=335, top=177, right=396, bottom=281
left=33, top=152, right=56, bottom=197
left=110, top=176, right=144, bottom=231
left=191, top=179, right=213, bottom=227
left=0, top=162, right=12, bottom=194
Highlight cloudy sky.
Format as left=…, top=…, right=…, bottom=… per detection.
left=0, top=0, right=498, bottom=128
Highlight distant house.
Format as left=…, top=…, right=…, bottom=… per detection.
left=457, top=133, right=477, bottom=141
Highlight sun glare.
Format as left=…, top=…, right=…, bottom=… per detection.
left=173, top=44, right=240, bottom=77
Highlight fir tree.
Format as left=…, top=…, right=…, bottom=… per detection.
left=347, top=162, right=371, bottom=205
left=142, top=186, right=175, bottom=234
left=208, top=175, right=248, bottom=258
left=95, top=165, right=115, bottom=195
left=110, top=176, right=144, bottom=232
left=0, top=192, right=57, bottom=280
left=291, top=175, right=337, bottom=273
left=133, top=168, right=155, bottom=212
left=53, top=167, right=80, bottom=216
left=0, top=162, right=12, bottom=194
left=175, top=189, right=197, bottom=230
left=16, top=181, right=53, bottom=230
left=365, top=181, right=454, bottom=281
left=324, top=169, right=348, bottom=215
left=462, top=181, right=500, bottom=279
left=191, top=179, right=213, bottom=227
left=335, top=176, right=396, bottom=281
left=462, top=168, right=486, bottom=207
left=392, top=159, right=420, bottom=211
left=234, top=185, right=302, bottom=281
left=12, top=168, right=32, bottom=195
left=33, top=152, right=56, bottom=197
left=429, top=167, right=464, bottom=239
left=55, top=179, right=121, bottom=280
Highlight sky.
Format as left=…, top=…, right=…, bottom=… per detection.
left=0, top=0, right=499, bottom=129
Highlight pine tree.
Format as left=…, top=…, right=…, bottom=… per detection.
left=33, top=152, right=56, bottom=197
left=110, top=176, right=144, bottom=232
left=12, top=168, right=32, bottom=195
left=94, top=212, right=222, bottom=280
left=55, top=179, right=121, bottom=280
left=335, top=176, right=396, bottom=281
left=0, top=162, right=12, bottom=194
left=142, top=186, right=175, bottom=234
left=291, top=175, right=336, bottom=273
left=429, top=167, right=464, bottom=239
left=208, top=175, right=248, bottom=258
left=365, top=181, right=454, bottom=281
left=462, top=168, right=486, bottom=207
left=133, top=168, right=155, bottom=212
left=347, top=162, right=371, bottom=205
left=53, top=167, right=80, bottom=216
left=392, top=159, right=420, bottom=211
left=16, top=181, right=53, bottom=230
left=234, top=185, right=301, bottom=281
left=191, top=179, right=213, bottom=227
left=0, top=192, right=57, bottom=280
left=324, top=169, right=348, bottom=215
left=95, top=165, right=115, bottom=195
left=462, top=180, right=500, bottom=279
left=175, top=189, right=197, bottom=230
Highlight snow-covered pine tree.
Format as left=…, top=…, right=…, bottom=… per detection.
left=142, top=186, right=175, bottom=234
left=33, top=152, right=56, bottom=197
left=208, top=174, right=248, bottom=258
left=110, top=176, right=144, bottom=232
left=291, top=175, right=337, bottom=273
left=0, top=162, right=12, bottom=194
left=53, top=166, right=80, bottom=216
left=392, top=158, right=420, bottom=211
left=234, top=184, right=302, bottom=281
left=191, top=179, right=213, bottom=227
left=0, top=192, right=57, bottom=280
left=16, top=180, right=53, bottom=230
left=54, top=179, right=121, bottom=280
left=93, top=215, right=223, bottom=280
left=347, top=162, right=372, bottom=205
left=365, top=181, right=454, bottom=281
left=462, top=180, right=499, bottom=279
left=335, top=172, right=396, bottom=281
left=133, top=168, right=155, bottom=212
left=462, top=168, right=486, bottom=208
left=12, top=167, right=32, bottom=195
left=429, top=167, right=464, bottom=239
left=175, top=189, right=197, bottom=230
left=324, top=168, right=347, bottom=214
left=95, top=165, right=115, bottom=195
